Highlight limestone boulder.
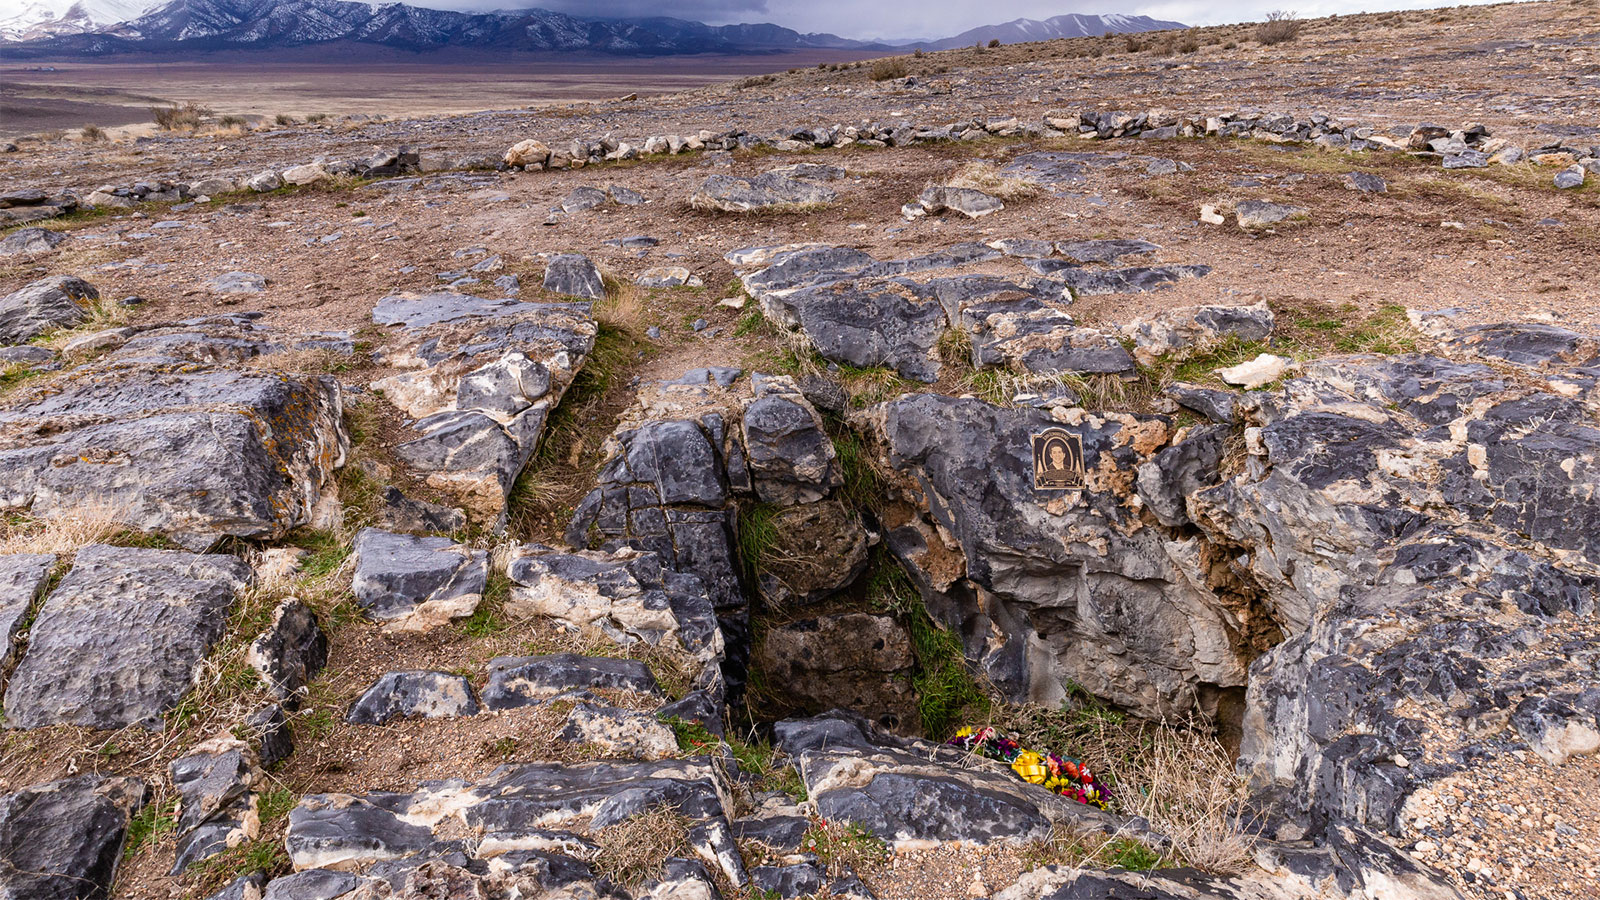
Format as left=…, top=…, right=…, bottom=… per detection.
left=351, top=528, right=488, bottom=629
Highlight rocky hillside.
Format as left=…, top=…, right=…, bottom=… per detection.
left=1, top=3, right=1598, bottom=900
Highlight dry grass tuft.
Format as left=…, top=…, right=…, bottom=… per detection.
left=0, top=507, right=123, bottom=556
left=1110, top=724, right=1255, bottom=873
left=990, top=704, right=1254, bottom=874
left=946, top=162, right=1040, bottom=201
left=589, top=805, right=693, bottom=886
left=151, top=101, right=210, bottom=131
left=34, top=292, right=132, bottom=352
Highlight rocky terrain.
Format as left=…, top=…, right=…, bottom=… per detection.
left=1, top=3, right=1599, bottom=900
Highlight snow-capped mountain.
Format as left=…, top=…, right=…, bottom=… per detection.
left=917, top=14, right=1185, bottom=51
left=0, top=0, right=1183, bottom=57
left=0, top=0, right=161, bottom=40
left=0, top=0, right=889, bottom=54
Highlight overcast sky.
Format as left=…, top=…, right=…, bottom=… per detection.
left=1, top=0, right=1512, bottom=41
left=499, top=0, right=1509, bottom=39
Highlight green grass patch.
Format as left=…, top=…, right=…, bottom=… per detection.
left=733, top=307, right=772, bottom=337
left=1331, top=303, right=1418, bottom=354
left=123, top=797, right=179, bottom=860
left=736, top=502, right=781, bottom=586
left=828, top=426, right=884, bottom=515
left=665, top=717, right=807, bottom=803
left=457, top=569, right=512, bottom=638
left=867, top=553, right=988, bottom=738
left=801, top=818, right=888, bottom=876
left=283, top=529, right=350, bottom=579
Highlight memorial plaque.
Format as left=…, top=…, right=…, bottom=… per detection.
left=1032, top=428, right=1085, bottom=491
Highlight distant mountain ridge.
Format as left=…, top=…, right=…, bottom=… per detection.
left=915, top=14, right=1187, bottom=50
left=0, top=0, right=1184, bottom=57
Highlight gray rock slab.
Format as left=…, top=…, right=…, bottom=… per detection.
left=0, top=226, right=66, bottom=257
left=0, top=366, right=348, bottom=545
left=3, top=544, right=253, bottom=729
left=690, top=172, right=837, bottom=212
left=1235, top=199, right=1307, bottom=228
left=247, top=598, right=328, bottom=702
left=207, top=271, right=267, bottom=293
left=775, top=712, right=1118, bottom=846
left=0, top=553, right=53, bottom=670
left=0, top=775, right=147, bottom=900
left=482, top=653, right=659, bottom=710
left=351, top=527, right=488, bottom=626
left=1054, top=239, right=1160, bottom=264
left=542, top=253, right=605, bottom=301
left=346, top=670, right=480, bottom=724
left=0, top=274, right=98, bottom=345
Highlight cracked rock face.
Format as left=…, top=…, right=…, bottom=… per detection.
left=861, top=316, right=1599, bottom=880
left=3, top=544, right=254, bottom=730
left=865, top=393, right=1254, bottom=718
left=371, top=293, right=596, bottom=520
left=565, top=369, right=863, bottom=696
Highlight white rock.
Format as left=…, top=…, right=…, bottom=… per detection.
left=1218, top=353, right=1291, bottom=389
left=281, top=163, right=330, bottom=186
left=1199, top=204, right=1226, bottom=225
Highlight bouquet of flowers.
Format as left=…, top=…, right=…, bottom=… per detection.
left=946, top=725, right=1109, bottom=809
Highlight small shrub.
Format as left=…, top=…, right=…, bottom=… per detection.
left=218, top=114, right=247, bottom=128
left=1256, top=10, right=1302, bottom=45
left=1124, top=35, right=1143, bottom=52
left=987, top=38, right=1001, bottom=48
left=306, top=112, right=330, bottom=123
left=1178, top=36, right=1200, bottom=53
left=869, top=57, right=908, bottom=81
left=79, top=123, right=106, bottom=142
left=274, top=113, right=296, bottom=125
left=913, top=47, right=925, bottom=57
left=151, top=101, right=209, bottom=131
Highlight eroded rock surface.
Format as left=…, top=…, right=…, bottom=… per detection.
left=0, top=315, right=349, bottom=547
left=4, top=544, right=254, bottom=730
left=0, top=775, right=146, bottom=900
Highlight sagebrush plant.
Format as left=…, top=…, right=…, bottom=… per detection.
left=1255, top=10, right=1302, bottom=45
left=151, top=101, right=209, bottom=131
left=869, top=57, right=909, bottom=81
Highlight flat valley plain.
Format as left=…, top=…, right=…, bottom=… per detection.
left=0, top=49, right=882, bottom=138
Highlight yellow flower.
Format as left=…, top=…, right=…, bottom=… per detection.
left=1011, top=750, right=1047, bottom=784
